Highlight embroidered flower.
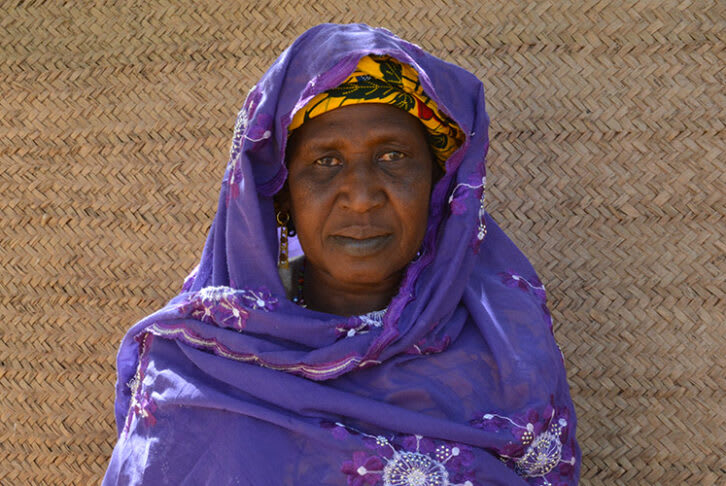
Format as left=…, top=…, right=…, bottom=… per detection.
left=336, top=308, right=387, bottom=339
left=238, top=286, right=278, bottom=311
left=336, top=318, right=369, bottom=339
left=177, top=286, right=278, bottom=331
left=360, top=308, right=386, bottom=328
left=342, top=452, right=385, bottom=486
left=471, top=399, right=576, bottom=485
left=229, top=86, right=263, bottom=162
left=131, top=391, right=157, bottom=427
left=447, top=161, right=487, bottom=250
left=334, top=424, right=476, bottom=486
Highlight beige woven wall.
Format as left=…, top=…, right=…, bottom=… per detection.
left=1, top=1, right=724, bottom=484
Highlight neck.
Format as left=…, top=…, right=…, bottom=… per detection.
left=303, top=262, right=398, bottom=316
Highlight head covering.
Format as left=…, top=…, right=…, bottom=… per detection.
left=289, top=54, right=465, bottom=166
left=104, top=24, right=580, bottom=486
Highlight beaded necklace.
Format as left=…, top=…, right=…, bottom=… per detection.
left=291, top=259, right=306, bottom=307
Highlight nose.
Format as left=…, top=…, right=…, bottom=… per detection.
left=338, top=157, right=385, bottom=213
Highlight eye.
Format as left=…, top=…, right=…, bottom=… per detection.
left=379, top=150, right=405, bottom=162
left=313, top=155, right=341, bottom=167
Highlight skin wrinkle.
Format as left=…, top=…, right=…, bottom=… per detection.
left=279, top=103, right=433, bottom=316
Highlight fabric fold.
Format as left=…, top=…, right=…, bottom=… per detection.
left=104, top=23, right=580, bottom=486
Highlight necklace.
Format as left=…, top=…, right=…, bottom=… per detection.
left=291, top=259, right=306, bottom=307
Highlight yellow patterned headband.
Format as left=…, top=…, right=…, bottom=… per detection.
left=289, top=55, right=464, bottom=167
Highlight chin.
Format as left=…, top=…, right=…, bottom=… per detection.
left=332, top=258, right=407, bottom=288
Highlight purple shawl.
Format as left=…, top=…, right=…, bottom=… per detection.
left=104, top=23, right=580, bottom=486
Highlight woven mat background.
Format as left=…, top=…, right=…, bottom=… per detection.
left=1, top=1, right=724, bottom=484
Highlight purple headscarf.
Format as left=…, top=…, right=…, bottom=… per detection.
left=104, top=23, right=580, bottom=485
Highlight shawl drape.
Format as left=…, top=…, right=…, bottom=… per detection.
left=104, top=23, right=580, bottom=486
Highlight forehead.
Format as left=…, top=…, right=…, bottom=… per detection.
left=288, top=103, right=428, bottom=148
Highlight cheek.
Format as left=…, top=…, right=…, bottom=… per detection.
left=288, top=179, right=327, bottom=245
left=411, top=197, right=431, bottom=241
left=395, top=180, right=432, bottom=244
left=289, top=185, right=313, bottom=227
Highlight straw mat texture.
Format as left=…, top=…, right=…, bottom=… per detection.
left=1, top=1, right=724, bottom=484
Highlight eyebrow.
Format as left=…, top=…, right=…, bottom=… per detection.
left=300, top=127, right=416, bottom=151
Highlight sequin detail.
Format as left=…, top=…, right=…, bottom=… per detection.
left=513, top=418, right=568, bottom=479
left=472, top=403, right=576, bottom=485
left=334, top=424, right=476, bottom=486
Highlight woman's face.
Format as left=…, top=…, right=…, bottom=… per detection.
left=283, top=103, right=433, bottom=290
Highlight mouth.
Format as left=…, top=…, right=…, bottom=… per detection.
left=328, top=234, right=393, bottom=256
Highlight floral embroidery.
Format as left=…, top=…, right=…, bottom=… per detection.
left=332, top=423, right=476, bottom=486
left=131, top=391, right=157, bottom=427
left=336, top=308, right=387, bottom=338
left=238, top=286, right=278, bottom=311
left=471, top=400, right=576, bottom=485
left=229, top=85, right=262, bottom=162
left=177, top=285, right=278, bottom=332
left=360, top=309, right=387, bottom=328
left=498, top=271, right=553, bottom=332
left=342, top=452, right=385, bottom=486
left=448, top=162, right=487, bottom=248
left=227, top=86, right=271, bottom=204
left=124, top=333, right=156, bottom=434
left=499, top=271, right=546, bottom=302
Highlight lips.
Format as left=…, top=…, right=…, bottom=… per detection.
left=328, top=227, right=393, bottom=256
left=332, top=225, right=391, bottom=239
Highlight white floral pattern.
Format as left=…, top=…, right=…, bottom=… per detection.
left=476, top=408, right=576, bottom=486
left=177, top=285, right=278, bottom=332
left=334, top=423, right=477, bottom=486
left=337, top=308, right=388, bottom=338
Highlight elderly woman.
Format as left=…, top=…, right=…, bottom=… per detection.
left=104, top=24, right=580, bottom=485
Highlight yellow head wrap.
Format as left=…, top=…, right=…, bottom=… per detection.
left=289, top=55, right=464, bottom=167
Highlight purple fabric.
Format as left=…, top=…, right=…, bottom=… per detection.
left=104, top=23, right=580, bottom=486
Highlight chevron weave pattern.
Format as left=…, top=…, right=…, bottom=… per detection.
left=1, top=1, right=724, bottom=484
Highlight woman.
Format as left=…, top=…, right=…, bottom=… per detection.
left=104, top=24, right=580, bottom=485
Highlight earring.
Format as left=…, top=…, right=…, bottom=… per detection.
left=276, top=210, right=290, bottom=269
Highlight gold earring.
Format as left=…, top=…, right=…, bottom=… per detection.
left=276, top=210, right=290, bottom=269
